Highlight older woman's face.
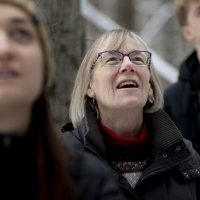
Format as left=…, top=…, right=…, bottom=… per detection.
left=87, top=39, right=153, bottom=113
left=0, top=4, right=43, bottom=107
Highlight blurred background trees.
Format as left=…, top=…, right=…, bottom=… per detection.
left=35, top=0, right=192, bottom=126
left=34, top=0, right=83, bottom=125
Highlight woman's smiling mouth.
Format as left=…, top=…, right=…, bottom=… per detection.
left=117, top=80, right=138, bottom=89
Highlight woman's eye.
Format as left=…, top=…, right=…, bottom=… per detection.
left=10, top=29, right=33, bottom=42
left=131, top=56, right=145, bottom=65
left=105, top=56, right=120, bottom=64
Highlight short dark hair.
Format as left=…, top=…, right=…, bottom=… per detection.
left=175, top=0, right=198, bottom=26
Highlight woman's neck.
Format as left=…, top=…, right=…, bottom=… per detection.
left=0, top=105, right=31, bottom=135
left=100, top=108, right=143, bottom=138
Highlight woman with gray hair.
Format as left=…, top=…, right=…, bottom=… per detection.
left=62, top=29, right=200, bottom=200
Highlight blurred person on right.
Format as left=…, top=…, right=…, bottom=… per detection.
left=164, top=0, right=200, bottom=154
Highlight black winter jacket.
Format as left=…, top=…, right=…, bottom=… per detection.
left=0, top=133, right=123, bottom=200
left=62, top=102, right=200, bottom=200
left=66, top=146, right=125, bottom=200
left=164, top=51, right=200, bottom=154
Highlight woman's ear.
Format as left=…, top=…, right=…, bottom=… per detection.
left=87, top=85, right=95, bottom=98
left=148, top=85, right=153, bottom=97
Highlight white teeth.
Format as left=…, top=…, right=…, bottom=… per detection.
left=118, top=81, right=138, bottom=89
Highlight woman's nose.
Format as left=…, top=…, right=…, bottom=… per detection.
left=119, top=56, right=135, bottom=72
left=0, top=32, right=12, bottom=59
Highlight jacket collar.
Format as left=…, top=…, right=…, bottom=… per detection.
left=145, top=110, right=184, bottom=154
left=84, top=100, right=187, bottom=156
left=84, top=101, right=107, bottom=155
left=179, top=51, right=200, bottom=85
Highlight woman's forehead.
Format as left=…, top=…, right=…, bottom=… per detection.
left=99, top=37, right=146, bottom=52
left=0, top=3, right=34, bottom=28
left=120, top=40, right=146, bottom=52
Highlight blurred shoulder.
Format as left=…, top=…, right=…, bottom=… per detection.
left=70, top=152, right=124, bottom=200
left=164, top=82, right=181, bottom=97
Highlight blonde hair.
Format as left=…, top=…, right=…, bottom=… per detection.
left=175, top=0, right=199, bottom=26
left=69, top=29, right=163, bottom=127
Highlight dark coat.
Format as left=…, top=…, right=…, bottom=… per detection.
left=66, top=147, right=125, bottom=200
left=0, top=133, right=123, bottom=200
left=62, top=102, right=200, bottom=200
left=0, top=134, right=38, bottom=200
left=164, top=51, right=200, bottom=154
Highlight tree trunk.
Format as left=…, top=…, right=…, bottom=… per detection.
left=35, top=0, right=85, bottom=125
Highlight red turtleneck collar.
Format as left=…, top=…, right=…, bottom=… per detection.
left=100, top=122, right=148, bottom=148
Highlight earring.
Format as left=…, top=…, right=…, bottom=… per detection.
left=92, top=97, right=96, bottom=105
left=148, top=96, right=154, bottom=107
left=91, top=97, right=99, bottom=119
